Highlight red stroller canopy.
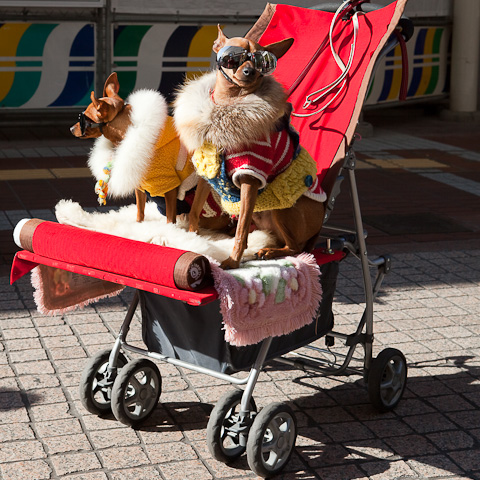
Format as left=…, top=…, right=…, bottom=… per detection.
left=247, top=1, right=407, bottom=194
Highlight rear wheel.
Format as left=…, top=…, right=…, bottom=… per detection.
left=368, top=348, right=407, bottom=412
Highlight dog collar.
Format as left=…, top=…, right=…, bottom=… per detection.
left=209, top=88, right=217, bottom=105
left=218, top=65, right=265, bottom=90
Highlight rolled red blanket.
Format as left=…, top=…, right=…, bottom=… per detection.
left=13, top=219, right=212, bottom=291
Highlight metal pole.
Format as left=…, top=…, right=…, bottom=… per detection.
left=105, top=0, right=113, bottom=79
left=449, top=0, right=480, bottom=113
left=347, top=166, right=374, bottom=372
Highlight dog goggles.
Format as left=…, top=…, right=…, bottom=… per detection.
left=216, top=46, right=277, bottom=75
left=78, top=111, right=103, bottom=136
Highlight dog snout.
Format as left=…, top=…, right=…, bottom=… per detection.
left=70, top=123, right=82, bottom=137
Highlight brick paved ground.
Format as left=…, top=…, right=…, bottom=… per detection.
left=1, top=105, right=480, bottom=479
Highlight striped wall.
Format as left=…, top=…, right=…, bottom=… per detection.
left=365, top=26, right=450, bottom=105
left=0, top=21, right=450, bottom=109
left=0, top=22, right=94, bottom=108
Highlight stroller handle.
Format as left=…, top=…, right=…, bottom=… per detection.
left=311, top=1, right=413, bottom=42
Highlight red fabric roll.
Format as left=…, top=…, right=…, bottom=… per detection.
left=27, top=221, right=192, bottom=289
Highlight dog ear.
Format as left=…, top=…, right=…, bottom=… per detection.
left=103, top=72, right=120, bottom=98
left=90, top=91, right=101, bottom=109
left=263, top=38, right=294, bottom=60
left=213, top=24, right=228, bottom=53
left=90, top=91, right=109, bottom=119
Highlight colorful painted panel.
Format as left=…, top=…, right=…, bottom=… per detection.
left=0, top=22, right=94, bottom=108
left=365, top=26, right=450, bottom=105
left=0, top=21, right=451, bottom=110
left=112, top=23, right=250, bottom=102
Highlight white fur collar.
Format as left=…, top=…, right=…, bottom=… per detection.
left=88, top=89, right=168, bottom=198
left=173, top=71, right=288, bottom=152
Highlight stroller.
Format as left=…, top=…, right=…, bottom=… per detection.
left=10, top=1, right=413, bottom=477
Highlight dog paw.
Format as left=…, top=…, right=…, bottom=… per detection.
left=255, top=249, right=270, bottom=260
left=256, top=248, right=292, bottom=260
left=220, top=257, right=240, bottom=270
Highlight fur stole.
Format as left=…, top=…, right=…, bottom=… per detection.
left=173, top=71, right=288, bottom=152
left=88, top=89, right=168, bottom=198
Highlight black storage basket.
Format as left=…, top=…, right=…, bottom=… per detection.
left=140, top=260, right=339, bottom=373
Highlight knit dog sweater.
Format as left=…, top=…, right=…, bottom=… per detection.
left=174, top=71, right=326, bottom=216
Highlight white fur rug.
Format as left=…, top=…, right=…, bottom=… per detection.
left=55, top=200, right=278, bottom=263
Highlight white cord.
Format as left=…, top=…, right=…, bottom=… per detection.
left=292, top=0, right=363, bottom=118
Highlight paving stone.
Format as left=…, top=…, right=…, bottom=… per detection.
left=360, top=459, right=417, bottom=480
left=9, top=348, right=48, bottom=363
left=19, top=373, right=61, bottom=390
left=145, top=441, right=198, bottom=464
left=98, top=445, right=150, bottom=470
left=159, top=459, right=213, bottom=480
left=43, top=433, right=92, bottom=454
left=15, top=360, right=55, bottom=375
left=35, top=418, right=83, bottom=438
left=407, top=455, right=464, bottom=477
left=0, top=459, right=52, bottom=480
left=51, top=451, right=103, bottom=476
left=89, top=428, right=140, bottom=449
left=61, top=472, right=109, bottom=480
left=110, top=467, right=162, bottom=480
left=0, top=439, right=46, bottom=462
left=0, top=423, right=35, bottom=442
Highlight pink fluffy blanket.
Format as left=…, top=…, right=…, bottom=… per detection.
left=211, top=252, right=322, bottom=347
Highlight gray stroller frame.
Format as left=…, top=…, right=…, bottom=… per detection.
left=78, top=145, right=408, bottom=478
left=79, top=3, right=413, bottom=477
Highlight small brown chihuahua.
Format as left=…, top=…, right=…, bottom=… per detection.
left=71, top=72, right=228, bottom=230
left=176, top=27, right=326, bottom=269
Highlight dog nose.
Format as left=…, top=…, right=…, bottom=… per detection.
left=242, top=65, right=255, bottom=76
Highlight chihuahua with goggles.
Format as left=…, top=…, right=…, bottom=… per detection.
left=176, top=26, right=326, bottom=270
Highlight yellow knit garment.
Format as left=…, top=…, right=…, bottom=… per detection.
left=220, top=148, right=318, bottom=215
left=192, top=142, right=221, bottom=179
left=139, top=116, right=195, bottom=197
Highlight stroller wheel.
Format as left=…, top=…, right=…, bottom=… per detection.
left=111, top=358, right=162, bottom=427
left=246, top=402, right=297, bottom=478
left=368, top=348, right=407, bottom=412
left=79, top=349, right=128, bottom=416
left=207, top=389, right=257, bottom=463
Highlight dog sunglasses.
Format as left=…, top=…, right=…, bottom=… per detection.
left=78, top=111, right=103, bottom=136
left=216, top=46, right=277, bottom=75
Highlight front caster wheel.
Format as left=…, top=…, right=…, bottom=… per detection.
left=368, top=348, right=407, bottom=412
left=207, top=389, right=257, bottom=463
left=79, top=349, right=128, bottom=415
left=111, top=358, right=162, bottom=427
left=246, top=402, right=297, bottom=478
